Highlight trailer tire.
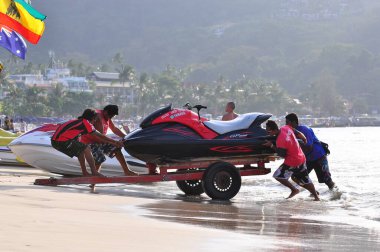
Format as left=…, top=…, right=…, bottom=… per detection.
left=202, top=162, right=241, bottom=200
left=176, top=180, right=204, bottom=195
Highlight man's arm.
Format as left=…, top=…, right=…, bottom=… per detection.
left=263, top=140, right=287, bottom=157
left=109, top=120, right=126, bottom=138
left=294, top=129, right=307, bottom=144
left=297, top=128, right=314, bottom=153
left=90, top=130, right=123, bottom=147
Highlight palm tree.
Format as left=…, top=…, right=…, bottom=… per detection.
left=0, top=68, right=9, bottom=87
left=117, top=64, right=135, bottom=86
left=48, top=83, right=66, bottom=116
left=116, top=64, right=135, bottom=104
left=112, top=53, right=123, bottom=66
left=0, top=70, right=9, bottom=100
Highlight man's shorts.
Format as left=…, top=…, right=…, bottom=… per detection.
left=307, top=156, right=332, bottom=184
left=273, top=162, right=312, bottom=185
left=51, top=139, right=87, bottom=158
left=89, top=143, right=119, bottom=165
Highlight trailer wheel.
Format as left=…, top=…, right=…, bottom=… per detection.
left=202, top=162, right=241, bottom=200
left=176, top=180, right=204, bottom=195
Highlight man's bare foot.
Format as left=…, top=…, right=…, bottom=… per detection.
left=309, top=191, right=320, bottom=197
left=89, top=184, right=96, bottom=193
left=286, top=188, right=300, bottom=199
left=313, top=197, right=320, bottom=201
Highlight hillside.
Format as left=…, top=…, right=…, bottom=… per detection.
left=2, top=0, right=380, bottom=111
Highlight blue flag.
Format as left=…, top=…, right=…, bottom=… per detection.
left=0, top=26, right=27, bottom=60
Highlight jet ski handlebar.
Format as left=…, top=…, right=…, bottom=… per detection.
left=183, top=103, right=207, bottom=120
left=183, top=103, right=207, bottom=110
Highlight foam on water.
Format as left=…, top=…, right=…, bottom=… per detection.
left=241, top=127, right=380, bottom=227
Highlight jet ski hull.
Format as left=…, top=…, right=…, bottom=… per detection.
left=9, top=126, right=147, bottom=176
left=124, top=123, right=274, bottom=163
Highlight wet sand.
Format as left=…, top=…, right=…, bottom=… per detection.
left=0, top=165, right=379, bottom=251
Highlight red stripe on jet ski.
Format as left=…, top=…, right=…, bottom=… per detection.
left=210, top=145, right=253, bottom=153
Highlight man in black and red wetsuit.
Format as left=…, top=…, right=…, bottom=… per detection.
left=80, top=105, right=137, bottom=176
left=51, top=108, right=123, bottom=176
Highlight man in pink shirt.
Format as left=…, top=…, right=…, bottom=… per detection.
left=264, top=120, right=319, bottom=201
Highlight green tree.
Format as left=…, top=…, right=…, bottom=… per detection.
left=304, top=72, right=346, bottom=116
left=48, top=83, right=66, bottom=116
left=117, top=64, right=135, bottom=87
left=21, top=86, right=50, bottom=116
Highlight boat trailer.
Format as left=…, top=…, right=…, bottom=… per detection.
left=34, top=154, right=278, bottom=200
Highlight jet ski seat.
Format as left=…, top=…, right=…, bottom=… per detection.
left=203, top=113, right=263, bottom=135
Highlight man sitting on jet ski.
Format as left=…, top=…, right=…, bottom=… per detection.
left=222, top=101, right=239, bottom=121
left=51, top=109, right=123, bottom=176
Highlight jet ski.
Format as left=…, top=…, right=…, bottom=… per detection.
left=124, top=103, right=275, bottom=164
left=8, top=124, right=147, bottom=176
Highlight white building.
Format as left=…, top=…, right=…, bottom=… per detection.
left=88, top=72, right=133, bottom=102
left=59, top=77, right=90, bottom=93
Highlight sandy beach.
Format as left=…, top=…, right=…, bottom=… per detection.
left=0, top=165, right=283, bottom=252
left=1, top=163, right=379, bottom=252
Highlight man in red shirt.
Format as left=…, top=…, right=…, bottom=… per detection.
left=51, top=108, right=123, bottom=176
left=80, top=105, right=137, bottom=176
left=264, top=120, right=320, bottom=201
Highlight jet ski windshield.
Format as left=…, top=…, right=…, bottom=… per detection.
left=140, top=104, right=172, bottom=128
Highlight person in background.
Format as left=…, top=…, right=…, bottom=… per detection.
left=3, top=116, right=10, bottom=131
left=51, top=108, right=123, bottom=176
left=285, top=113, right=336, bottom=190
left=122, top=123, right=130, bottom=134
left=9, top=119, right=14, bottom=132
left=80, top=105, right=137, bottom=176
left=264, top=120, right=320, bottom=201
left=222, top=102, right=239, bottom=121
left=20, top=118, right=27, bottom=133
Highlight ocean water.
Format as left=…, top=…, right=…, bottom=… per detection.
left=241, top=126, right=380, bottom=221
left=114, top=127, right=380, bottom=250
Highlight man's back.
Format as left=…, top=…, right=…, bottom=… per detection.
left=296, top=125, right=325, bottom=161
left=276, top=125, right=305, bottom=167
left=81, top=110, right=109, bottom=144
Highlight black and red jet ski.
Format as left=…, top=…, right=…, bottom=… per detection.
left=124, top=103, right=274, bottom=164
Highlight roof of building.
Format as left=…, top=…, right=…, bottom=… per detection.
left=95, top=82, right=131, bottom=88
left=92, top=72, right=119, bottom=80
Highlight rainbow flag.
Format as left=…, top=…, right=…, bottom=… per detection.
left=14, top=0, right=46, bottom=21
left=0, top=0, right=45, bottom=44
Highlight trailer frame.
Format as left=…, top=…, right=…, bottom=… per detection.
left=34, top=154, right=278, bottom=200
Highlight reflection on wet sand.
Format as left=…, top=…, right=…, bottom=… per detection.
left=141, top=198, right=380, bottom=251
left=47, top=180, right=380, bottom=251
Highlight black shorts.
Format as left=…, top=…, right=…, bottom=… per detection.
left=307, top=156, right=332, bottom=184
left=51, top=139, right=87, bottom=158
left=89, top=143, right=119, bottom=165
